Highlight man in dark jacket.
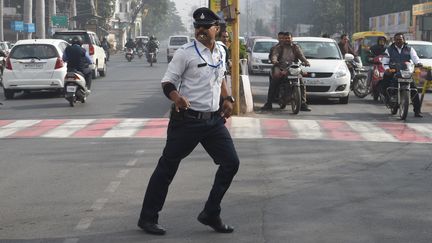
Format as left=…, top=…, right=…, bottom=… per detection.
left=62, top=36, right=93, bottom=90
left=381, top=33, right=423, bottom=117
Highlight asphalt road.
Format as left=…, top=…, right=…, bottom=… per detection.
left=1, top=53, right=432, bottom=243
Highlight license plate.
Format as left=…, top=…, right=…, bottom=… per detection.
left=304, top=79, right=323, bottom=85
left=66, top=86, right=77, bottom=92
left=398, top=78, right=413, bottom=82
left=24, top=63, right=43, bottom=69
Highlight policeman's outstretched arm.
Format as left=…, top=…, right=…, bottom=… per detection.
left=162, top=82, right=190, bottom=112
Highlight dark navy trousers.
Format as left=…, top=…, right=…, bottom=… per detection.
left=139, top=115, right=240, bottom=223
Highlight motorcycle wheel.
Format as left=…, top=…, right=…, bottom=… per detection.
left=399, top=90, right=409, bottom=120
left=66, top=97, right=75, bottom=107
left=352, top=76, right=369, bottom=98
left=291, top=85, right=301, bottom=114
left=278, top=83, right=288, bottom=109
left=390, top=104, right=398, bottom=115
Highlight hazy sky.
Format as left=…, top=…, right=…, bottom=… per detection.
left=173, top=0, right=208, bottom=33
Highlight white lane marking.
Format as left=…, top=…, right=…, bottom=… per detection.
left=42, top=119, right=95, bottom=138
left=347, top=121, right=398, bottom=142
left=63, top=238, right=79, bottom=243
left=103, top=119, right=147, bottom=138
left=117, top=169, right=130, bottom=178
left=230, top=117, right=262, bottom=138
left=407, top=123, right=432, bottom=139
left=0, top=120, right=40, bottom=138
left=135, top=150, right=145, bottom=156
left=126, top=158, right=138, bottom=167
left=75, top=217, right=93, bottom=230
left=289, top=120, right=323, bottom=140
left=105, top=181, right=121, bottom=193
left=90, top=198, right=108, bottom=211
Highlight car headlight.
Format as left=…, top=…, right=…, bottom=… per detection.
left=335, top=65, right=348, bottom=78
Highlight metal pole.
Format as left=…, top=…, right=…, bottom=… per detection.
left=231, top=0, right=240, bottom=115
left=36, top=0, right=46, bottom=38
left=49, top=0, right=56, bottom=37
left=24, top=0, right=32, bottom=39
left=70, top=0, right=77, bottom=29
left=0, top=0, right=4, bottom=41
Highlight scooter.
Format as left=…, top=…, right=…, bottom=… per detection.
left=125, top=48, right=134, bottom=62
left=146, top=48, right=158, bottom=67
left=64, top=69, right=89, bottom=107
left=369, top=55, right=386, bottom=101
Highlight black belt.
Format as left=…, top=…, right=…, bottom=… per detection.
left=171, top=108, right=219, bottom=120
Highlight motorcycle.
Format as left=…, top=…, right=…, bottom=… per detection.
left=146, top=48, right=158, bottom=67
left=276, top=62, right=303, bottom=114
left=125, top=48, right=134, bottom=62
left=64, top=69, right=90, bottom=107
left=382, top=62, right=418, bottom=120
left=137, top=48, right=144, bottom=59
left=346, top=54, right=369, bottom=98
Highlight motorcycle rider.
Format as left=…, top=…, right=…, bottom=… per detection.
left=136, top=38, right=146, bottom=53
left=101, top=37, right=111, bottom=61
left=381, top=32, right=423, bottom=118
left=0, top=49, right=6, bottom=76
left=265, top=32, right=311, bottom=111
left=261, top=31, right=284, bottom=110
left=62, top=36, right=93, bottom=90
left=369, top=36, right=387, bottom=58
left=125, top=38, right=136, bottom=51
left=338, top=34, right=356, bottom=56
left=146, top=36, right=159, bottom=53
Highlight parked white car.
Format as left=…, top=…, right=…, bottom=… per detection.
left=53, top=30, right=107, bottom=78
left=167, top=35, right=190, bottom=63
left=2, top=39, right=69, bottom=99
left=294, top=37, right=351, bottom=104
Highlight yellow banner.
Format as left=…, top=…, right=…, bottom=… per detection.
left=413, top=2, right=432, bottom=16
left=210, top=0, right=221, bottom=12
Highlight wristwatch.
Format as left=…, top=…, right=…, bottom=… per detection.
left=223, top=96, right=235, bottom=103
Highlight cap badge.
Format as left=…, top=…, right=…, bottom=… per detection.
left=200, top=13, right=205, bottom=19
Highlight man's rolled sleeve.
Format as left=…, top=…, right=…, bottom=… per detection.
left=161, top=48, right=187, bottom=86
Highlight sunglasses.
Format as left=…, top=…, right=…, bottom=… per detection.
left=193, top=23, right=216, bottom=29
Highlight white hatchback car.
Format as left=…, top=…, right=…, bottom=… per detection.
left=2, top=39, right=69, bottom=99
left=294, top=37, right=351, bottom=104
left=247, top=38, right=278, bottom=74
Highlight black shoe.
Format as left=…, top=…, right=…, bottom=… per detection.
left=137, top=219, right=166, bottom=235
left=261, top=103, right=272, bottom=111
left=197, top=211, right=234, bottom=233
left=300, top=104, right=311, bottom=112
left=414, top=112, right=423, bottom=118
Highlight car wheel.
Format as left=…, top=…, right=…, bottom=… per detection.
left=3, top=88, right=14, bottom=99
left=99, top=63, right=107, bottom=77
left=339, top=95, right=349, bottom=104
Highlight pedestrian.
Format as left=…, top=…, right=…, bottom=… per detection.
left=137, top=7, right=240, bottom=235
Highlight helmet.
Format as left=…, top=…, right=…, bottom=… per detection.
left=150, top=35, right=155, bottom=40
left=71, top=36, right=83, bottom=46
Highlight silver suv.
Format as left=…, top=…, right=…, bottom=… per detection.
left=53, top=30, right=107, bottom=78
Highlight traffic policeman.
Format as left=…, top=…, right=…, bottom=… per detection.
left=137, top=7, right=240, bottom=235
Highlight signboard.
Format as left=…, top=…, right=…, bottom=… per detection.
left=10, top=21, right=24, bottom=32
left=369, top=11, right=410, bottom=35
left=413, top=2, right=432, bottom=16
left=24, top=23, right=35, bottom=33
left=51, top=15, right=68, bottom=28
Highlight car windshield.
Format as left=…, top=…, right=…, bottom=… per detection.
left=410, top=44, right=432, bottom=59
left=170, top=37, right=188, bottom=45
left=253, top=41, right=277, bottom=53
left=10, top=44, right=58, bottom=59
left=53, top=33, right=91, bottom=45
left=296, top=41, right=341, bottom=59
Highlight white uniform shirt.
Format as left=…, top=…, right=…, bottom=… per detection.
left=382, top=44, right=420, bottom=69
left=162, top=40, right=226, bottom=112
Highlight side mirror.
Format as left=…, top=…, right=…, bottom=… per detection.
left=344, top=53, right=354, bottom=61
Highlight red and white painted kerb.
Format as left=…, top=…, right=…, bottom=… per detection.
left=0, top=117, right=431, bottom=144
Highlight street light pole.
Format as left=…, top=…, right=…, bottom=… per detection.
left=231, top=0, right=240, bottom=115
left=0, top=0, right=4, bottom=41
left=36, top=0, right=46, bottom=38
left=24, top=0, right=32, bottom=39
